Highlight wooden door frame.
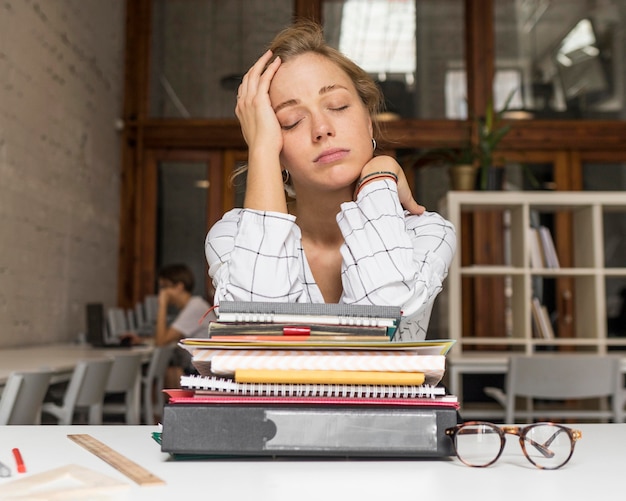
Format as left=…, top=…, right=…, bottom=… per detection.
left=119, top=149, right=231, bottom=306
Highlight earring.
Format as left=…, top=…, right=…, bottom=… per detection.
left=372, top=138, right=377, bottom=151
left=282, top=169, right=290, bottom=184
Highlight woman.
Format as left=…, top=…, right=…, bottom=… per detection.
left=205, top=21, right=456, bottom=341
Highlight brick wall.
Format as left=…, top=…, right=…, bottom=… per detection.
left=0, top=0, right=125, bottom=347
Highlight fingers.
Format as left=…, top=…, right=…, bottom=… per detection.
left=402, top=196, right=426, bottom=215
left=237, top=50, right=280, bottom=104
left=235, top=51, right=283, bottom=149
left=361, top=156, right=426, bottom=215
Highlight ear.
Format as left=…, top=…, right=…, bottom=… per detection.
left=367, top=117, right=373, bottom=139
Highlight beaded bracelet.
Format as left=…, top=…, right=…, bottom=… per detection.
left=354, top=170, right=399, bottom=198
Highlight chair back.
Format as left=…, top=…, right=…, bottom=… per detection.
left=505, top=354, right=623, bottom=423
left=0, top=370, right=52, bottom=425
left=126, top=309, right=137, bottom=331
left=142, top=343, right=176, bottom=423
left=144, top=295, right=159, bottom=325
left=68, top=358, right=114, bottom=408
left=106, top=353, right=142, bottom=393
left=42, top=358, right=114, bottom=425
left=107, top=307, right=128, bottom=339
left=104, top=353, right=143, bottom=424
left=135, top=302, right=145, bottom=328
left=146, top=344, right=176, bottom=383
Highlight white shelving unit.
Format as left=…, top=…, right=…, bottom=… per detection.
left=444, top=191, right=626, bottom=359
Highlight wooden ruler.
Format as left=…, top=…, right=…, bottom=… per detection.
left=68, top=434, right=165, bottom=486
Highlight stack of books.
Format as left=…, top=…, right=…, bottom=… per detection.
left=159, top=302, right=459, bottom=458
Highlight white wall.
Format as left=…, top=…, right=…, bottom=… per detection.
left=0, top=0, right=125, bottom=347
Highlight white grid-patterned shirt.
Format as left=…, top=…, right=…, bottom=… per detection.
left=205, top=179, right=456, bottom=341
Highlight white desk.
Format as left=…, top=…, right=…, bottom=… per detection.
left=0, top=424, right=623, bottom=500
left=0, top=343, right=153, bottom=386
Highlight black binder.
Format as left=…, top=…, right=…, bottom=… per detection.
left=160, top=400, right=457, bottom=458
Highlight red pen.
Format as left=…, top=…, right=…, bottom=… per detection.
left=282, top=326, right=311, bottom=336
left=12, top=448, right=26, bottom=473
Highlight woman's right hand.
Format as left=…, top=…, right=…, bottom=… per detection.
left=235, top=50, right=283, bottom=155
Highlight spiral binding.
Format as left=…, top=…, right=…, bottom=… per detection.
left=180, top=374, right=445, bottom=399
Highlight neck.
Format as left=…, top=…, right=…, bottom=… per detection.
left=291, top=188, right=352, bottom=243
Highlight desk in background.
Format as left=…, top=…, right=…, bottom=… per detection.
left=0, top=424, right=624, bottom=501
left=0, top=343, right=153, bottom=387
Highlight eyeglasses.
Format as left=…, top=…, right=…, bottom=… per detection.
left=445, top=421, right=582, bottom=469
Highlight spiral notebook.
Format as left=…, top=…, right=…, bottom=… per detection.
left=179, top=374, right=447, bottom=399
left=216, top=301, right=401, bottom=327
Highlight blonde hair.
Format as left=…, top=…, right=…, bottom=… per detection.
left=266, top=20, right=385, bottom=136
left=233, top=20, right=385, bottom=193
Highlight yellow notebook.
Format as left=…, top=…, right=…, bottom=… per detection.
left=234, top=369, right=425, bottom=386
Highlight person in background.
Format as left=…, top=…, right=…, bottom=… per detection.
left=154, top=264, right=214, bottom=347
left=129, top=263, right=215, bottom=385
left=205, top=21, right=456, bottom=341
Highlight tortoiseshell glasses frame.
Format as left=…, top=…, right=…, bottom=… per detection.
left=445, top=421, right=582, bottom=469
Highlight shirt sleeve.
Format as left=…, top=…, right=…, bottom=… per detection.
left=205, top=209, right=306, bottom=303
left=337, top=179, right=456, bottom=341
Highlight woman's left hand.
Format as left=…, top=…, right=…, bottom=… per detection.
left=359, top=156, right=425, bottom=215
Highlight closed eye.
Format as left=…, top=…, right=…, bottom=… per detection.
left=281, top=119, right=302, bottom=130
left=280, top=104, right=349, bottom=130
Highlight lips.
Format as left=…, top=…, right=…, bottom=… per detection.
left=314, top=148, right=349, bottom=164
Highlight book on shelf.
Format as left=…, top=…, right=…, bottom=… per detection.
left=531, top=297, right=554, bottom=340
left=538, top=226, right=560, bottom=268
left=529, top=226, right=560, bottom=269
left=529, top=227, right=546, bottom=268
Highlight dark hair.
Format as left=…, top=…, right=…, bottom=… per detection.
left=266, top=20, right=385, bottom=138
left=158, top=264, right=194, bottom=293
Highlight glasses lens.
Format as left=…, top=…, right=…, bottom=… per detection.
left=521, top=424, right=574, bottom=469
left=453, top=423, right=503, bottom=467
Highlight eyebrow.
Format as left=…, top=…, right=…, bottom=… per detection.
left=273, top=84, right=349, bottom=113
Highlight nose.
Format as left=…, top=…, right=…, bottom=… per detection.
left=312, top=113, right=335, bottom=142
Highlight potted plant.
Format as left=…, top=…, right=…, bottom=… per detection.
left=418, top=90, right=516, bottom=191
left=473, top=90, right=516, bottom=190
left=419, top=140, right=479, bottom=191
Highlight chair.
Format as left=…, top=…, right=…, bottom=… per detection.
left=142, top=343, right=176, bottom=424
left=107, top=307, right=129, bottom=339
left=42, top=358, right=114, bottom=425
left=0, top=370, right=53, bottom=425
left=126, top=308, right=137, bottom=332
left=102, top=353, right=143, bottom=424
left=503, top=354, right=624, bottom=423
left=144, top=295, right=158, bottom=325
